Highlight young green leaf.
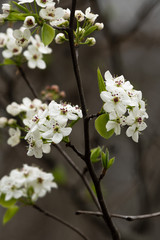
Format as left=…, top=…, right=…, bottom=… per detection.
left=107, top=157, right=115, bottom=169
left=41, top=23, right=55, bottom=46
left=101, top=151, right=107, bottom=169
left=12, top=1, right=30, bottom=13
left=95, top=113, right=114, bottom=139
left=3, top=205, right=19, bottom=225
left=6, top=12, right=28, bottom=21
left=0, top=194, right=17, bottom=208
left=83, top=26, right=97, bottom=37
left=97, top=68, right=106, bottom=93
left=90, top=146, right=102, bottom=163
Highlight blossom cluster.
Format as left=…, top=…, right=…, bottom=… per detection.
left=100, top=71, right=148, bottom=142
left=0, top=27, right=52, bottom=69
left=0, top=97, right=82, bottom=158
left=55, top=7, right=104, bottom=46
left=0, top=164, right=57, bottom=202
left=0, top=1, right=103, bottom=69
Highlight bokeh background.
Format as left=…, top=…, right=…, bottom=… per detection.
left=0, top=0, right=160, bottom=239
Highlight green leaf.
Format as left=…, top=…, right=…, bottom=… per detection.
left=83, top=26, right=97, bottom=37
left=95, top=114, right=114, bottom=139
left=12, top=1, right=30, bottom=13
left=0, top=194, right=17, bottom=208
left=107, top=157, right=115, bottom=169
left=41, top=23, right=55, bottom=46
left=3, top=205, right=19, bottom=225
left=97, top=68, right=106, bottom=93
left=6, top=12, right=28, bottom=21
left=90, top=146, right=102, bottom=163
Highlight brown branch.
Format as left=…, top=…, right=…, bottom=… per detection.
left=17, top=66, right=38, bottom=99
left=66, top=141, right=85, bottom=160
left=76, top=210, right=160, bottom=222
left=32, top=204, right=89, bottom=240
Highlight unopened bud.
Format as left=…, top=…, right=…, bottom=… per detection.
left=85, top=37, right=96, bottom=46
left=0, top=117, right=7, bottom=128
left=55, top=33, right=66, bottom=44
left=95, top=22, right=104, bottom=30
left=8, top=118, right=17, bottom=125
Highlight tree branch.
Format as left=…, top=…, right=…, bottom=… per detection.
left=54, top=144, right=101, bottom=210
left=66, top=141, right=85, bottom=160
left=76, top=210, right=160, bottom=222
left=32, top=204, right=89, bottom=240
left=17, top=66, right=38, bottom=99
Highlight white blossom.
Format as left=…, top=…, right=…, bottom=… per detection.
left=18, top=0, right=34, bottom=4
left=30, top=34, right=52, bottom=54
left=2, top=3, right=10, bottom=17
left=24, top=45, right=46, bottom=69
left=75, top=10, right=85, bottom=22
left=36, top=0, right=54, bottom=8
left=0, top=164, right=57, bottom=202
left=2, top=39, right=22, bottom=58
left=39, top=3, right=64, bottom=21
left=100, top=70, right=148, bottom=142
left=6, top=102, right=22, bottom=116
left=13, top=28, right=31, bottom=47
left=63, top=8, right=70, bottom=20
left=85, top=7, right=98, bottom=23
left=0, top=33, right=7, bottom=47
left=23, top=16, right=37, bottom=29
left=7, top=128, right=21, bottom=147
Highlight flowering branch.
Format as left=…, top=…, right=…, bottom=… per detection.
left=67, top=1, right=120, bottom=240
left=32, top=204, right=89, bottom=240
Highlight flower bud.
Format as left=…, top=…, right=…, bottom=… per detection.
left=55, top=33, right=66, bottom=44
left=8, top=118, right=17, bottom=126
left=85, top=37, right=96, bottom=46
left=95, top=22, right=104, bottom=30
left=0, top=117, right=7, bottom=128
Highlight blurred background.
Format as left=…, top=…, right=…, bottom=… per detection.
left=0, top=0, right=160, bottom=239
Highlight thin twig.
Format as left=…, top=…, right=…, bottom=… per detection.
left=54, top=144, right=101, bottom=210
left=66, top=141, right=85, bottom=160
left=17, top=66, right=38, bottom=99
left=76, top=210, right=160, bottom=222
left=87, top=112, right=102, bottom=120
left=32, top=204, right=89, bottom=240
left=55, top=144, right=100, bottom=210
